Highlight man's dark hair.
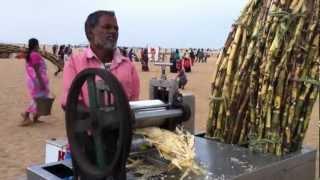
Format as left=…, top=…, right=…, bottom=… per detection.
left=85, top=10, right=115, bottom=41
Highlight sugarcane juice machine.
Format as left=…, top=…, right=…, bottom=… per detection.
left=27, top=66, right=317, bottom=180
left=64, top=67, right=194, bottom=179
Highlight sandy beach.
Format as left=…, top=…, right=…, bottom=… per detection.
left=0, top=55, right=318, bottom=179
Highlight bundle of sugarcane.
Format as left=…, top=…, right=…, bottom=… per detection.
left=207, top=0, right=319, bottom=155
left=0, top=43, right=63, bottom=70
left=135, top=127, right=204, bottom=178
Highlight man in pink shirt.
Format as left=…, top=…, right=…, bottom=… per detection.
left=62, top=10, right=140, bottom=108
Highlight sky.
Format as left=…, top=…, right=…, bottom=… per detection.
left=0, top=0, right=247, bottom=48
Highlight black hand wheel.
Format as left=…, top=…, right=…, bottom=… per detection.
left=65, top=68, right=132, bottom=179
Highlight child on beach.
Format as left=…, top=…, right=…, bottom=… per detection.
left=176, top=69, right=188, bottom=89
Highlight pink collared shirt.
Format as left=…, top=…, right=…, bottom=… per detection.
left=61, top=48, right=140, bottom=107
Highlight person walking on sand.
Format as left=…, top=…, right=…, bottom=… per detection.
left=169, top=50, right=177, bottom=73
left=52, top=44, right=58, bottom=55
left=141, top=48, right=149, bottom=71
left=175, top=69, right=187, bottom=89
left=150, top=47, right=156, bottom=62
left=53, top=45, right=66, bottom=76
left=189, top=49, right=195, bottom=65
left=21, top=38, right=50, bottom=126
left=128, top=48, right=133, bottom=61
left=182, top=55, right=192, bottom=73
left=195, top=49, right=200, bottom=62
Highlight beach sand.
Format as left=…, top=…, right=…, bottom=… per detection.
left=0, top=55, right=318, bottom=179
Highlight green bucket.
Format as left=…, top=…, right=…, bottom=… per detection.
left=35, top=97, right=55, bottom=116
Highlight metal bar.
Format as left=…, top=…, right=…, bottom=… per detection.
left=129, top=100, right=167, bottom=110
left=133, top=109, right=183, bottom=128
left=87, top=76, right=106, bottom=169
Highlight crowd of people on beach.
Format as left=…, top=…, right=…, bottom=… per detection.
left=18, top=42, right=215, bottom=126
left=17, top=10, right=215, bottom=127
left=52, top=44, right=73, bottom=63
left=119, top=47, right=213, bottom=89
left=117, top=47, right=213, bottom=72
left=50, top=44, right=73, bottom=76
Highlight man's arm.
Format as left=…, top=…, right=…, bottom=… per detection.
left=61, top=55, right=77, bottom=108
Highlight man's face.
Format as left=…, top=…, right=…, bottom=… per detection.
left=90, top=15, right=119, bottom=50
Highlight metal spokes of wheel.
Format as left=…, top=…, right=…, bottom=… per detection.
left=65, top=68, right=132, bottom=178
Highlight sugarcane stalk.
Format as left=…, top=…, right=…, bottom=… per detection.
left=294, top=86, right=317, bottom=150
left=0, top=43, right=62, bottom=69
left=222, top=26, right=243, bottom=100
left=214, top=103, right=225, bottom=140
left=231, top=91, right=250, bottom=143
left=292, top=0, right=305, bottom=14
left=207, top=24, right=238, bottom=136
left=230, top=3, right=267, bottom=102
left=289, top=0, right=300, bottom=9
left=207, top=0, right=319, bottom=155
left=238, top=111, right=250, bottom=144
left=291, top=33, right=319, bottom=149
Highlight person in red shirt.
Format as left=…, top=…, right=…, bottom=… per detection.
left=61, top=11, right=140, bottom=180
left=182, top=56, right=192, bottom=73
